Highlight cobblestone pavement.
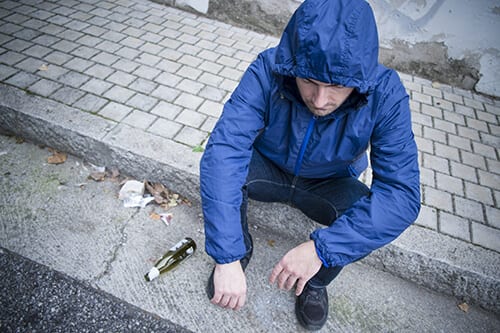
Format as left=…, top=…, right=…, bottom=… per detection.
left=0, top=0, right=498, bottom=296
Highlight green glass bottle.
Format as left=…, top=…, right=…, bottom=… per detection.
left=145, top=237, right=197, bottom=282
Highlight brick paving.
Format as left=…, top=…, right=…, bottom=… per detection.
left=0, top=0, right=498, bottom=253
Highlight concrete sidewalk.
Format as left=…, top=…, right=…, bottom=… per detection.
left=1, top=134, right=499, bottom=332
left=0, top=0, right=499, bottom=318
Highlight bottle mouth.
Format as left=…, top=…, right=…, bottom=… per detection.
left=144, top=267, right=160, bottom=282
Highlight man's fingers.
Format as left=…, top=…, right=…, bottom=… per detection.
left=269, top=263, right=283, bottom=284
left=227, top=296, right=238, bottom=309
left=295, top=278, right=307, bottom=296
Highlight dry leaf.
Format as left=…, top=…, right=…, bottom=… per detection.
left=267, top=239, right=276, bottom=247
left=458, top=302, right=469, bottom=313
left=150, top=212, right=161, bottom=220
left=47, top=148, right=67, bottom=164
left=39, top=64, right=49, bottom=71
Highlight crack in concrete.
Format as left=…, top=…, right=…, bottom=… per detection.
left=91, top=208, right=141, bottom=285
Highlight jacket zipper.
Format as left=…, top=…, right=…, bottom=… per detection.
left=293, top=115, right=317, bottom=175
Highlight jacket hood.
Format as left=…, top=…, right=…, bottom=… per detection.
left=274, top=0, right=379, bottom=94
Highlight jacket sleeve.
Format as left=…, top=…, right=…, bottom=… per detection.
left=310, top=74, right=421, bottom=267
left=200, top=52, right=272, bottom=264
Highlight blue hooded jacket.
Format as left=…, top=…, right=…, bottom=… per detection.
left=200, top=0, right=421, bottom=267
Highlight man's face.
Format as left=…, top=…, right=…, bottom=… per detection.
left=296, top=78, right=354, bottom=117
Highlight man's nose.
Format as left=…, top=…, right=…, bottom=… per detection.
left=312, top=86, right=329, bottom=109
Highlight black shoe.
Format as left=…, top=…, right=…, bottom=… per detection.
left=206, top=251, right=252, bottom=300
left=295, top=284, right=328, bottom=331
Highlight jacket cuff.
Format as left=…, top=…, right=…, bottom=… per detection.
left=310, top=233, right=330, bottom=268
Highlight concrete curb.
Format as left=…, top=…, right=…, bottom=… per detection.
left=1, top=83, right=498, bottom=314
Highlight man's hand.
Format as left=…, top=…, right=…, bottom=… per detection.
left=269, top=240, right=322, bottom=296
left=211, top=261, right=247, bottom=310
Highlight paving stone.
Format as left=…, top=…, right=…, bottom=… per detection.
left=454, top=103, right=475, bottom=117
left=464, top=97, right=485, bottom=110
left=433, top=118, right=456, bottom=134
left=220, top=78, right=239, bottom=92
left=177, top=78, right=204, bottom=95
left=128, top=77, right=157, bottom=94
left=0, top=63, right=17, bottom=81
left=139, top=42, right=163, bottom=55
left=419, top=167, right=435, bottom=187
left=450, top=161, right=478, bottom=183
left=14, top=57, right=46, bottom=73
left=432, top=97, right=454, bottom=111
left=176, top=65, right=202, bottom=80
left=126, top=93, right=158, bottom=112
left=471, top=222, right=500, bottom=252
left=174, top=92, right=203, bottom=110
left=3, top=38, right=32, bottom=52
left=106, top=71, right=136, bottom=87
left=198, top=100, right=224, bottom=118
left=466, top=118, right=489, bottom=133
left=457, top=125, right=480, bottom=141
left=101, top=30, right=126, bottom=43
left=158, top=48, right=182, bottom=61
left=476, top=110, right=498, bottom=124
left=44, top=51, right=73, bottom=66
left=23, top=45, right=52, bottom=58
left=200, top=116, right=218, bottom=133
left=135, top=52, right=161, bottom=66
left=0, top=50, right=25, bottom=65
left=424, top=186, right=453, bottom=212
left=70, top=45, right=100, bottom=59
left=122, top=109, right=157, bottom=130
left=98, top=101, right=132, bottom=121
left=198, top=60, right=223, bottom=75
left=148, top=118, right=182, bottom=139
left=63, top=57, right=93, bottom=72
left=86, top=63, right=114, bottom=79
left=454, top=196, right=484, bottom=222
left=72, top=93, right=108, bottom=113
left=443, top=91, right=464, bottom=104
left=461, top=150, right=486, bottom=170
left=149, top=100, right=181, bottom=119
left=421, top=104, right=442, bottom=118
left=50, top=85, right=86, bottom=105
left=52, top=40, right=79, bottom=53
left=28, top=78, right=62, bottom=97
left=435, top=142, right=459, bottom=162
left=439, top=212, right=470, bottom=242
left=486, top=158, right=500, bottom=175
left=436, top=172, right=463, bottom=195
left=103, top=85, right=135, bottom=103
left=13, top=28, right=42, bottom=41
left=175, top=109, right=206, bottom=128
left=442, top=110, right=465, bottom=126
left=120, top=36, right=144, bottom=49
left=485, top=206, right=500, bottom=229
left=464, top=182, right=494, bottom=205
left=81, top=78, right=113, bottom=95
left=219, top=67, right=243, bottom=81
left=57, top=71, right=90, bottom=88
left=198, top=85, right=226, bottom=102
left=154, top=72, right=182, bottom=87
left=4, top=71, right=39, bottom=88
left=477, top=169, right=500, bottom=188
left=415, top=136, right=433, bottom=154
left=174, top=125, right=207, bottom=147
left=423, top=153, right=449, bottom=175
left=150, top=85, right=180, bottom=103
left=92, top=51, right=120, bottom=66
left=415, top=204, right=438, bottom=230
left=472, top=141, right=496, bottom=159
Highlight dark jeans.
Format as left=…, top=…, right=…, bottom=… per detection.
left=240, top=149, right=369, bottom=288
